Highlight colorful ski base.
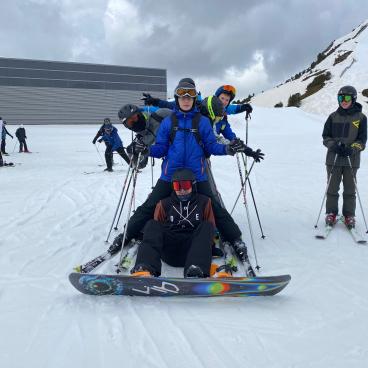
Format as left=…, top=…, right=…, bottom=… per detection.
left=69, top=273, right=291, bottom=297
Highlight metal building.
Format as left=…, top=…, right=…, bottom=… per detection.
left=0, top=57, right=167, bottom=125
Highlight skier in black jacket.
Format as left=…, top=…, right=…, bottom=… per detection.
left=1, top=121, right=13, bottom=154
left=131, top=168, right=216, bottom=278
left=322, top=85, right=367, bottom=228
left=15, top=125, right=29, bottom=153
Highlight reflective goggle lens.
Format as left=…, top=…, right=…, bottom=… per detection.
left=338, top=94, right=352, bottom=103
left=122, top=113, right=139, bottom=126
left=175, top=88, right=197, bottom=98
left=223, top=85, right=236, bottom=95
left=172, top=180, right=192, bottom=191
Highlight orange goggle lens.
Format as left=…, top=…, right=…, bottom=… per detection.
left=175, top=88, right=197, bottom=98
left=125, top=113, right=139, bottom=126
left=172, top=180, right=192, bottom=191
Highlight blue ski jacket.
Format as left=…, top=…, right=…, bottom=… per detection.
left=149, top=106, right=227, bottom=182
left=101, top=126, right=123, bottom=151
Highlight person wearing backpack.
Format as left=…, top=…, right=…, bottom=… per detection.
left=111, top=79, right=264, bottom=261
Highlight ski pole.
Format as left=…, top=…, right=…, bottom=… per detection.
left=151, top=157, right=155, bottom=189
left=347, top=156, right=368, bottom=233
left=314, top=154, right=338, bottom=228
left=12, top=140, right=18, bottom=153
left=116, top=153, right=142, bottom=273
left=105, top=162, right=134, bottom=242
left=94, top=143, right=104, bottom=165
left=236, top=153, right=260, bottom=271
left=230, top=160, right=255, bottom=214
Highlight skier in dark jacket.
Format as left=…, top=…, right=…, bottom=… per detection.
left=322, top=85, right=367, bottom=228
left=131, top=168, right=216, bottom=278
left=112, top=79, right=264, bottom=262
left=15, top=125, right=29, bottom=153
left=1, top=121, right=13, bottom=155
left=98, top=123, right=130, bottom=172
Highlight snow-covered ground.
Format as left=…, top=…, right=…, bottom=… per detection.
left=1, top=107, right=368, bottom=368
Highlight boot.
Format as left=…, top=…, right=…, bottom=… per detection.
left=212, top=264, right=232, bottom=278
left=325, top=213, right=337, bottom=226
left=344, top=216, right=355, bottom=229
left=108, top=233, right=130, bottom=254
left=104, top=167, right=113, bottom=172
left=184, top=265, right=204, bottom=278
left=130, top=265, right=153, bottom=277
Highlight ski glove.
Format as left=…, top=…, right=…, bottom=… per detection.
left=225, top=138, right=246, bottom=156
left=97, top=138, right=103, bottom=144
left=332, top=143, right=352, bottom=157
left=239, top=103, right=253, bottom=114
left=141, top=93, right=161, bottom=106
left=92, top=137, right=97, bottom=144
left=127, top=139, right=148, bottom=155
left=351, top=142, right=363, bottom=152
left=248, top=148, right=265, bottom=162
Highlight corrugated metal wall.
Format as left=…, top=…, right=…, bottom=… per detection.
left=0, top=57, right=167, bottom=125
left=0, top=86, right=166, bottom=125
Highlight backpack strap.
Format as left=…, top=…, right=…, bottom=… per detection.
left=169, top=112, right=203, bottom=146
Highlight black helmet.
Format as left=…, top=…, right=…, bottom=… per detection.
left=178, top=77, right=196, bottom=88
left=104, top=117, right=110, bottom=124
left=118, top=104, right=140, bottom=124
left=338, top=85, right=357, bottom=104
left=200, top=95, right=225, bottom=122
left=172, top=168, right=196, bottom=183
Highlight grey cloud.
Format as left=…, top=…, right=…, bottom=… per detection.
left=0, top=0, right=367, bottom=98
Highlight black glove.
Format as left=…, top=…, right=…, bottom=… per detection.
left=127, top=139, right=148, bottom=155
left=239, top=103, right=253, bottom=114
left=97, top=138, right=103, bottom=143
left=141, top=93, right=161, bottom=106
left=248, top=148, right=265, bottom=162
left=340, top=145, right=353, bottom=157
left=225, top=138, right=246, bottom=156
left=92, top=137, right=97, bottom=144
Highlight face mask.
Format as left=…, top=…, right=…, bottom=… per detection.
left=177, top=193, right=192, bottom=202
left=130, top=113, right=147, bottom=132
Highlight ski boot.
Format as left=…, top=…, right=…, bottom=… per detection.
left=344, top=216, right=356, bottom=229
left=104, top=167, right=113, bottom=172
left=325, top=213, right=337, bottom=226
left=212, top=264, right=232, bottom=278
left=184, top=265, right=204, bottom=278
left=108, top=233, right=130, bottom=254
left=130, top=265, right=153, bottom=277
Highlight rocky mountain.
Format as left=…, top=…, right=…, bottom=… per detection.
left=251, top=20, right=368, bottom=116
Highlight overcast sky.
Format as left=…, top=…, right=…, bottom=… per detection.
left=0, top=0, right=367, bottom=98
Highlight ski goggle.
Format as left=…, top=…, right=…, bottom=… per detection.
left=121, top=113, right=139, bottom=127
left=172, top=180, right=192, bottom=191
left=222, top=85, right=236, bottom=96
left=175, top=87, right=197, bottom=98
left=338, top=94, right=352, bottom=103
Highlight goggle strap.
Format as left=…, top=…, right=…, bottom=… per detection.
left=207, top=96, right=215, bottom=120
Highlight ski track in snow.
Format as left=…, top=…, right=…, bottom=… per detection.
left=1, top=112, right=368, bottom=368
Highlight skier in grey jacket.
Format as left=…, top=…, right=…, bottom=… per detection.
left=322, top=85, right=367, bottom=228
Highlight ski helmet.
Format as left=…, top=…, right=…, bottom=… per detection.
left=104, top=117, right=111, bottom=124
left=200, top=95, right=225, bottom=123
left=171, top=168, right=196, bottom=201
left=337, top=85, right=357, bottom=105
left=118, top=104, right=146, bottom=132
left=215, top=85, right=237, bottom=104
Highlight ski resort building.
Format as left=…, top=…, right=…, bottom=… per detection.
left=0, top=57, right=167, bottom=125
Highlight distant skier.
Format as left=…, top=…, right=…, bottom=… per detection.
left=1, top=121, right=13, bottom=155
left=15, top=124, right=30, bottom=153
left=98, top=123, right=130, bottom=172
left=322, top=85, right=367, bottom=228
left=0, top=117, right=3, bottom=166
left=92, top=118, right=111, bottom=144
left=131, top=168, right=215, bottom=278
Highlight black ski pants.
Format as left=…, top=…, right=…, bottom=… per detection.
left=1, top=138, right=6, bottom=153
left=134, top=219, right=214, bottom=276
left=126, top=179, right=241, bottom=243
left=18, top=139, right=28, bottom=152
left=105, top=145, right=130, bottom=169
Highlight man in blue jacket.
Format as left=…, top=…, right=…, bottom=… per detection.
left=98, top=123, right=130, bottom=172
left=112, top=79, right=264, bottom=263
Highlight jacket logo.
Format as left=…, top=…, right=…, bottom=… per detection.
left=352, top=120, right=360, bottom=129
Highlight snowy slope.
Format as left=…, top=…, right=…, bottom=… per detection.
left=252, top=20, right=368, bottom=116
left=1, top=108, right=368, bottom=368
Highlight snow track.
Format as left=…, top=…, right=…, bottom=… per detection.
left=1, top=110, right=368, bottom=368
